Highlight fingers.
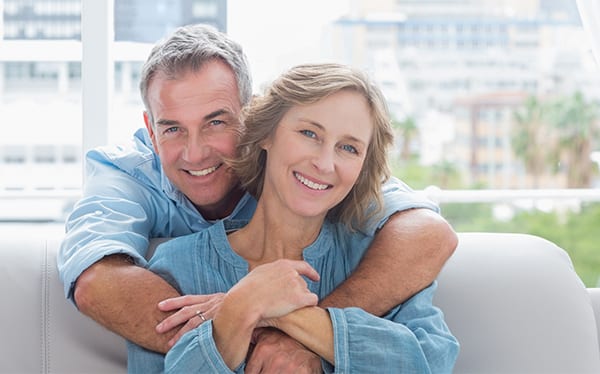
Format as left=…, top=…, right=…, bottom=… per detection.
left=158, top=293, right=223, bottom=312
left=164, top=300, right=223, bottom=347
left=156, top=293, right=225, bottom=334
left=166, top=309, right=205, bottom=347
left=292, top=260, right=320, bottom=283
left=156, top=305, right=201, bottom=333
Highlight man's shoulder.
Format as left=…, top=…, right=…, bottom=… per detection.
left=87, top=128, right=155, bottom=166
left=85, top=128, right=161, bottom=186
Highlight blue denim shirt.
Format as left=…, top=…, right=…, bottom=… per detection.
left=127, top=220, right=458, bottom=373
left=57, top=128, right=439, bottom=302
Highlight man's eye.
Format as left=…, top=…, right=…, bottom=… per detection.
left=209, top=119, right=224, bottom=126
left=164, top=127, right=179, bottom=134
left=341, top=144, right=358, bottom=154
left=300, top=129, right=316, bottom=138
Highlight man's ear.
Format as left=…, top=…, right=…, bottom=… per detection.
left=143, top=111, right=160, bottom=154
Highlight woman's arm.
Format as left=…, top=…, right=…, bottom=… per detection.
left=270, top=307, right=335, bottom=364
left=273, top=282, right=459, bottom=373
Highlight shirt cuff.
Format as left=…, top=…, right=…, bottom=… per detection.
left=58, top=239, right=147, bottom=305
left=327, top=308, right=350, bottom=373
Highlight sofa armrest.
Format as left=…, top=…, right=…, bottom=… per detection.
left=435, top=232, right=600, bottom=373
left=588, top=287, right=600, bottom=355
left=0, top=226, right=126, bottom=373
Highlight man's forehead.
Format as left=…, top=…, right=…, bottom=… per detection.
left=147, top=67, right=241, bottom=116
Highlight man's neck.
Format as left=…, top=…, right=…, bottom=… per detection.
left=196, top=186, right=246, bottom=221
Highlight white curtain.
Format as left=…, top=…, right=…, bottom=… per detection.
left=576, top=0, right=600, bottom=67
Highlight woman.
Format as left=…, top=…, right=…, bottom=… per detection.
left=128, top=63, right=458, bottom=373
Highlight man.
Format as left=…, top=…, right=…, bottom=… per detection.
left=59, top=24, right=457, bottom=372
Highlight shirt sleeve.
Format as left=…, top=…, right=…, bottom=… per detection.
left=325, top=282, right=459, bottom=374
left=164, top=322, right=244, bottom=374
left=57, top=149, right=158, bottom=303
left=362, top=176, right=440, bottom=236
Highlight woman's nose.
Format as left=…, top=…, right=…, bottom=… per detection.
left=312, top=147, right=335, bottom=174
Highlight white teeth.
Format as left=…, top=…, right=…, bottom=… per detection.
left=294, top=172, right=329, bottom=190
left=188, top=165, right=218, bottom=176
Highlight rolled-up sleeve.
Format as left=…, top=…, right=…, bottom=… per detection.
left=325, top=282, right=459, bottom=373
left=57, top=152, right=156, bottom=303
left=363, top=176, right=439, bottom=236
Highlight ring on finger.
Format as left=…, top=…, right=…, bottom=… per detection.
left=195, top=310, right=207, bottom=322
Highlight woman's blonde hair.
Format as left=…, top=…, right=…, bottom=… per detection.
left=232, top=63, right=394, bottom=231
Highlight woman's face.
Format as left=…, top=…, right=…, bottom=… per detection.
left=261, top=89, right=373, bottom=220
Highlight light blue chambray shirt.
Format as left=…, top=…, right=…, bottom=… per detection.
left=127, top=220, right=459, bottom=373
left=57, top=128, right=440, bottom=302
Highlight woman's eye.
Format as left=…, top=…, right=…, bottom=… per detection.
left=341, top=144, right=358, bottom=154
left=300, top=129, right=316, bottom=138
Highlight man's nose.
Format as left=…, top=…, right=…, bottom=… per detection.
left=182, top=134, right=210, bottom=162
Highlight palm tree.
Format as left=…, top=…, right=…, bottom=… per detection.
left=551, top=92, right=600, bottom=188
left=392, top=116, right=419, bottom=162
left=511, top=96, right=557, bottom=188
left=432, top=159, right=461, bottom=189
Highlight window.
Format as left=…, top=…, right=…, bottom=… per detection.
left=1, top=0, right=599, bottom=285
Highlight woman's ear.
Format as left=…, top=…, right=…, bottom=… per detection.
left=260, top=135, right=272, bottom=151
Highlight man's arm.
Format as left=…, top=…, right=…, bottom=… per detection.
left=74, top=254, right=180, bottom=354
left=319, top=208, right=458, bottom=314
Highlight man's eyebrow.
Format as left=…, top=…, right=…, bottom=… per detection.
left=204, top=109, right=231, bottom=121
left=155, top=119, right=179, bottom=127
left=155, top=109, right=232, bottom=127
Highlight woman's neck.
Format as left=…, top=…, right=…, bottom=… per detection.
left=228, top=199, right=325, bottom=267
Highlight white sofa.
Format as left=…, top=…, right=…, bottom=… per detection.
left=1, top=225, right=599, bottom=373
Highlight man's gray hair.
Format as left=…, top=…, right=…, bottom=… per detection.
left=139, top=24, right=252, bottom=123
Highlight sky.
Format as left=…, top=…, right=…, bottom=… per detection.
left=227, top=0, right=350, bottom=92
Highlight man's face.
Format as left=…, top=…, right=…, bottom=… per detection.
left=144, top=60, right=244, bottom=219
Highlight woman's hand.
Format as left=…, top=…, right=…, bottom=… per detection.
left=211, top=259, right=320, bottom=369
left=156, top=293, right=225, bottom=347
left=230, top=259, right=320, bottom=322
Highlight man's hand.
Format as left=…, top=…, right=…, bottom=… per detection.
left=156, top=293, right=225, bottom=347
left=245, top=328, right=322, bottom=374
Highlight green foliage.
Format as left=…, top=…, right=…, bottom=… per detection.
left=391, top=159, right=433, bottom=189
left=512, top=92, right=600, bottom=187
left=391, top=159, right=463, bottom=189
left=442, top=202, right=600, bottom=287
left=511, top=96, right=558, bottom=187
